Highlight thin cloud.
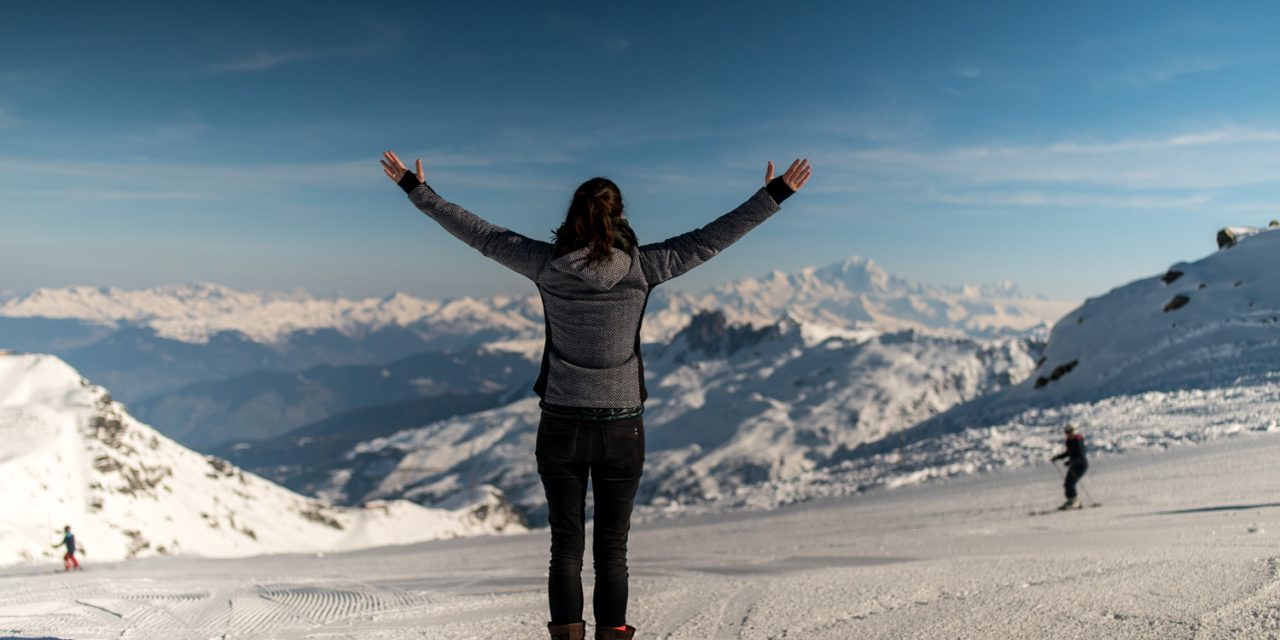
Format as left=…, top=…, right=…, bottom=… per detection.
left=822, top=127, right=1280, bottom=191
left=209, top=50, right=322, bottom=74
left=933, top=190, right=1212, bottom=210
left=1116, top=57, right=1226, bottom=89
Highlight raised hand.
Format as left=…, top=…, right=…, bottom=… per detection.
left=765, top=158, right=813, bottom=192
left=381, top=150, right=425, bottom=186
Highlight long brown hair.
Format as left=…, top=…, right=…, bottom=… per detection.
left=553, top=177, right=627, bottom=264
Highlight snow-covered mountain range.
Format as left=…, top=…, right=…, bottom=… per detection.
left=0, top=353, right=523, bottom=566
left=0, top=258, right=1073, bottom=404
left=293, top=228, right=1280, bottom=523
left=646, top=257, right=1072, bottom=342
left=0, top=256, right=1073, bottom=346
left=0, top=284, right=543, bottom=345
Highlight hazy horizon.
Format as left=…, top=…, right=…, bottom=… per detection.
left=0, top=251, right=1082, bottom=305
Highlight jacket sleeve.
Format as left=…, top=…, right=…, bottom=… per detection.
left=404, top=182, right=553, bottom=281
left=637, top=186, right=784, bottom=286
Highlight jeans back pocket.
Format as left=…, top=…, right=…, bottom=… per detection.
left=601, top=418, right=645, bottom=471
left=535, top=414, right=579, bottom=464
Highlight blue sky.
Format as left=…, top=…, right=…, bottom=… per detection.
left=3, top=1, right=1280, bottom=303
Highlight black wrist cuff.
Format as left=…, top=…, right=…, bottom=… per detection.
left=765, top=177, right=795, bottom=205
left=398, top=172, right=423, bottom=195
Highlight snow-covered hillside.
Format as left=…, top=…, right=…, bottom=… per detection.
left=918, top=225, right=1280, bottom=432
left=0, top=354, right=523, bottom=566
left=319, top=312, right=1039, bottom=521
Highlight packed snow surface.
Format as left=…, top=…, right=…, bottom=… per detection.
left=4, top=426, right=1280, bottom=638
left=0, top=353, right=523, bottom=566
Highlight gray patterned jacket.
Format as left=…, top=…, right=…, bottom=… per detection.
left=403, top=181, right=789, bottom=409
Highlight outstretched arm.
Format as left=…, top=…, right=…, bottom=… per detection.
left=381, top=151, right=553, bottom=281
left=638, top=159, right=812, bottom=286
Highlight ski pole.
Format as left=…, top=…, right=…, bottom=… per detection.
left=1078, top=479, right=1096, bottom=506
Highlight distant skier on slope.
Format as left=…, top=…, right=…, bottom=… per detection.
left=382, top=150, right=811, bottom=640
left=1051, top=425, right=1089, bottom=510
left=52, top=525, right=81, bottom=571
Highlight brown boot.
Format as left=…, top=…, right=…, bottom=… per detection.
left=548, top=621, right=586, bottom=640
left=595, top=625, right=636, bottom=639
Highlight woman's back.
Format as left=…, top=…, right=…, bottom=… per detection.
left=535, top=242, right=653, bottom=408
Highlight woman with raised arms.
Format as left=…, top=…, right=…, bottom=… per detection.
left=381, top=150, right=811, bottom=640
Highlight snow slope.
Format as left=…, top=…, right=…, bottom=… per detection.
left=5, top=423, right=1280, bottom=638
left=0, top=353, right=524, bottom=566
left=918, top=225, right=1280, bottom=433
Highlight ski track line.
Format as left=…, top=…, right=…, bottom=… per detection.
left=74, top=598, right=123, bottom=618
left=714, top=582, right=764, bottom=639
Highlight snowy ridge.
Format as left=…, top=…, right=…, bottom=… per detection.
left=0, top=257, right=1074, bottom=345
left=0, top=354, right=524, bottom=566
left=919, top=225, right=1280, bottom=432
left=644, top=257, right=1075, bottom=342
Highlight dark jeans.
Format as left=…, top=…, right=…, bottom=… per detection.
left=1065, top=461, right=1088, bottom=499
left=536, top=412, right=644, bottom=627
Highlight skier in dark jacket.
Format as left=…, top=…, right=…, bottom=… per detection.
left=52, top=525, right=80, bottom=571
left=1051, top=424, right=1088, bottom=510
left=382, top=151, right=811, bottom=640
